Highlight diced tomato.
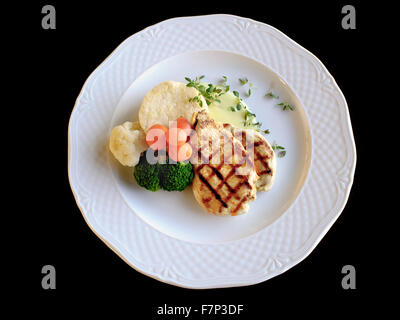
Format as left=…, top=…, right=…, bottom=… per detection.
left=146, top=124, right=168, bottom=150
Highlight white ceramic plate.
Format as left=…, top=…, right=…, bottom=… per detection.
left=68, top=14, right=356, bottom=288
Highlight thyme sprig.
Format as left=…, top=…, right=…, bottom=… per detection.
left=188, top=95, right=203, bottom=107
left=243, top=109, right=259, bottom=128
left=239, top=77, right=256, bottom=96
left=239, top=77, right=248, bottom=85
left=272, top=142, right=286, bottom=158
left=186, top=76, right=228, bottom=106
left=266, top=90, right=294, bottom=111
left=266, top=91, right=279, bottom=99
left=221, top=76, right=230, bottom=92
left=278, top=101, right=294, bottom=111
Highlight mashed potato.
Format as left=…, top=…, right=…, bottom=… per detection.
left=109, top=121, right=148, bottom=167
left=139, top=81, right=207, bottom=132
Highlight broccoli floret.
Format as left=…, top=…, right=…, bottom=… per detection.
left=133, top=154, right=162, bottom=192
left=133, top=154, right=194, bottom=192
left=160, top=161, right=194, bottom=191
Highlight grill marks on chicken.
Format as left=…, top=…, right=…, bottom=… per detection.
left=191, top=111, right=258, bottom=216
left=223, top=123, right=276, bottom=192
left=195, top=161, right=254, bottom=215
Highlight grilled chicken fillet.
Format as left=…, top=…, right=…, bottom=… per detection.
left=191, top=111, right=258, bottom=216
left=223, top=123, right=276, bottom=192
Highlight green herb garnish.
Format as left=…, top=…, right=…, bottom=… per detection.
left=277, top=150, right=286, bottom=157
left=253, top=121, right=262, bottom=129
left=230, top=106, right=236, bottom=112
left=220, top=76, right=230, bottom=92
left=185, top=76, right=227, bottom=106
left=266, top=91, right=279, bottom=99
left=239, top=77, right=248, bottom=85
left=244, top=109, right=256, bottom=120
left=233, top=90, right=240, bottom=98
left=188, top=94, right=203, bottom=107
left=243, top=109, right=257, bottom=127
left=248, top=88, right=251, bottom=97
left=272, top=142, right=286, bottom=157
left=278, top=101, right=294, bottom=111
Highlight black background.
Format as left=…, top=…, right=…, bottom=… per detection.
left=12, top=0, right=387, bottom=316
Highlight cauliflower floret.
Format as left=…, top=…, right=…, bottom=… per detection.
left=109, top=121, right=148, bottom=167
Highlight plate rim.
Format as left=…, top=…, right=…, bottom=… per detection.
left=68, top=13, right=357, bottom=289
